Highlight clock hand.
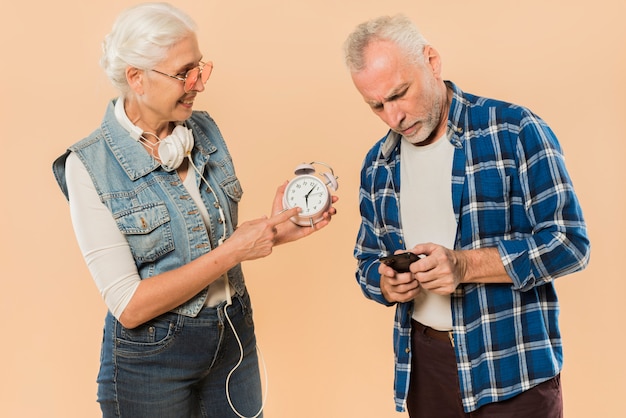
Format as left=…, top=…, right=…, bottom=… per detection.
left=304, top=186, right=316, bottom=209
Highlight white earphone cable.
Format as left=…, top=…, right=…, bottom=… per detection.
left=223, top=279, right=268, bottom=418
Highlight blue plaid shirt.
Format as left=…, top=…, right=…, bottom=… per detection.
left=354, top=81, right=590, bottom=413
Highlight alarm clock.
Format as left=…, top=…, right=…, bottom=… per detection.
left=282, top=161, right=338, bottom=227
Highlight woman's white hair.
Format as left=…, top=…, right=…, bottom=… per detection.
left=343, top=14, right=429, bottom=73
left=100, top=2, right=198, bottom=93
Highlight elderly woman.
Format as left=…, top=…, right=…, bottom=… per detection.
left=52, top=3, right=336, bottom=417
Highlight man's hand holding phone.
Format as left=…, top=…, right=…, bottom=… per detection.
left=378, top=252, right=424, bottom=303
left=379, top=252, right=423, bottom=273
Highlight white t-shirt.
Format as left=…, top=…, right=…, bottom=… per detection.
left=400, top=135, right=456, bottom=331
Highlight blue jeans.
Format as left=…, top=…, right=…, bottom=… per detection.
left=97, top=292, right=263, bottom=417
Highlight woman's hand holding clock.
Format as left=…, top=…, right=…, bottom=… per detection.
left=273, top=181, right=338, bottom=245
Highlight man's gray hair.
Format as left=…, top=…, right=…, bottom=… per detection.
left=343, top=14, right=429, bottom=73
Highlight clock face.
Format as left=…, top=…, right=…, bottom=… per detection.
left=283, top=174, right=330, bottom=219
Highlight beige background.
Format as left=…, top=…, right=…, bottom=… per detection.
left=1, top=0, right=624, bottom=417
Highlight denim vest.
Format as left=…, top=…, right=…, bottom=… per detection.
left=53, top=99, right=246, bottom=317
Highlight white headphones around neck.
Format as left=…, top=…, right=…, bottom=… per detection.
left=157, top=125, right=194, bottom=171
left=114, top=97, right=194, bottom=171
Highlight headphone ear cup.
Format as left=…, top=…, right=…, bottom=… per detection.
left=174, top=125, right=194, bottom=155
left=158, top=136, right=184, bottom=170
left=158, top=126, right=194, bottom=170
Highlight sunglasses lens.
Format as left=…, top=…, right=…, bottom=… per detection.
left=183, top=63, right=213, bottom=92
left=201, top=63, right=213, bottom=83
left=184, top=68, right=199, bottom=92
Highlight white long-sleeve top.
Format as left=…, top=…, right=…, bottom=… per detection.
left=65, top=152, right=227, bottom=320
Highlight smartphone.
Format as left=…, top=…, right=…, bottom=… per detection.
left=379, top=252, right=422, bottom=273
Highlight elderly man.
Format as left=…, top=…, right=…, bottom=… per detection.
left=344, top=14, right=590, bottom=417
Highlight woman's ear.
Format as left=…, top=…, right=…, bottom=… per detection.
left=125, top=67, right=144, bottom=95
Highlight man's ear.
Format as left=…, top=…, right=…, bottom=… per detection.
left=126, top=66, right=144, bottom=95
left=423, top=45, right=443, bottom=78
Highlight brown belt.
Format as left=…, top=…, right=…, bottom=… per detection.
left=412, top=319, right=454, bottom=347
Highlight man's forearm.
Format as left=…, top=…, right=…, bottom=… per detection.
left=457, top=247, right=512, bottom=284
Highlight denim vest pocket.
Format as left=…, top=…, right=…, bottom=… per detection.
left=221, top=178, right=243, bottom=202
left=115, top=202, right=175, bottom=263
left=221, top=177, right=243, bottom=227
